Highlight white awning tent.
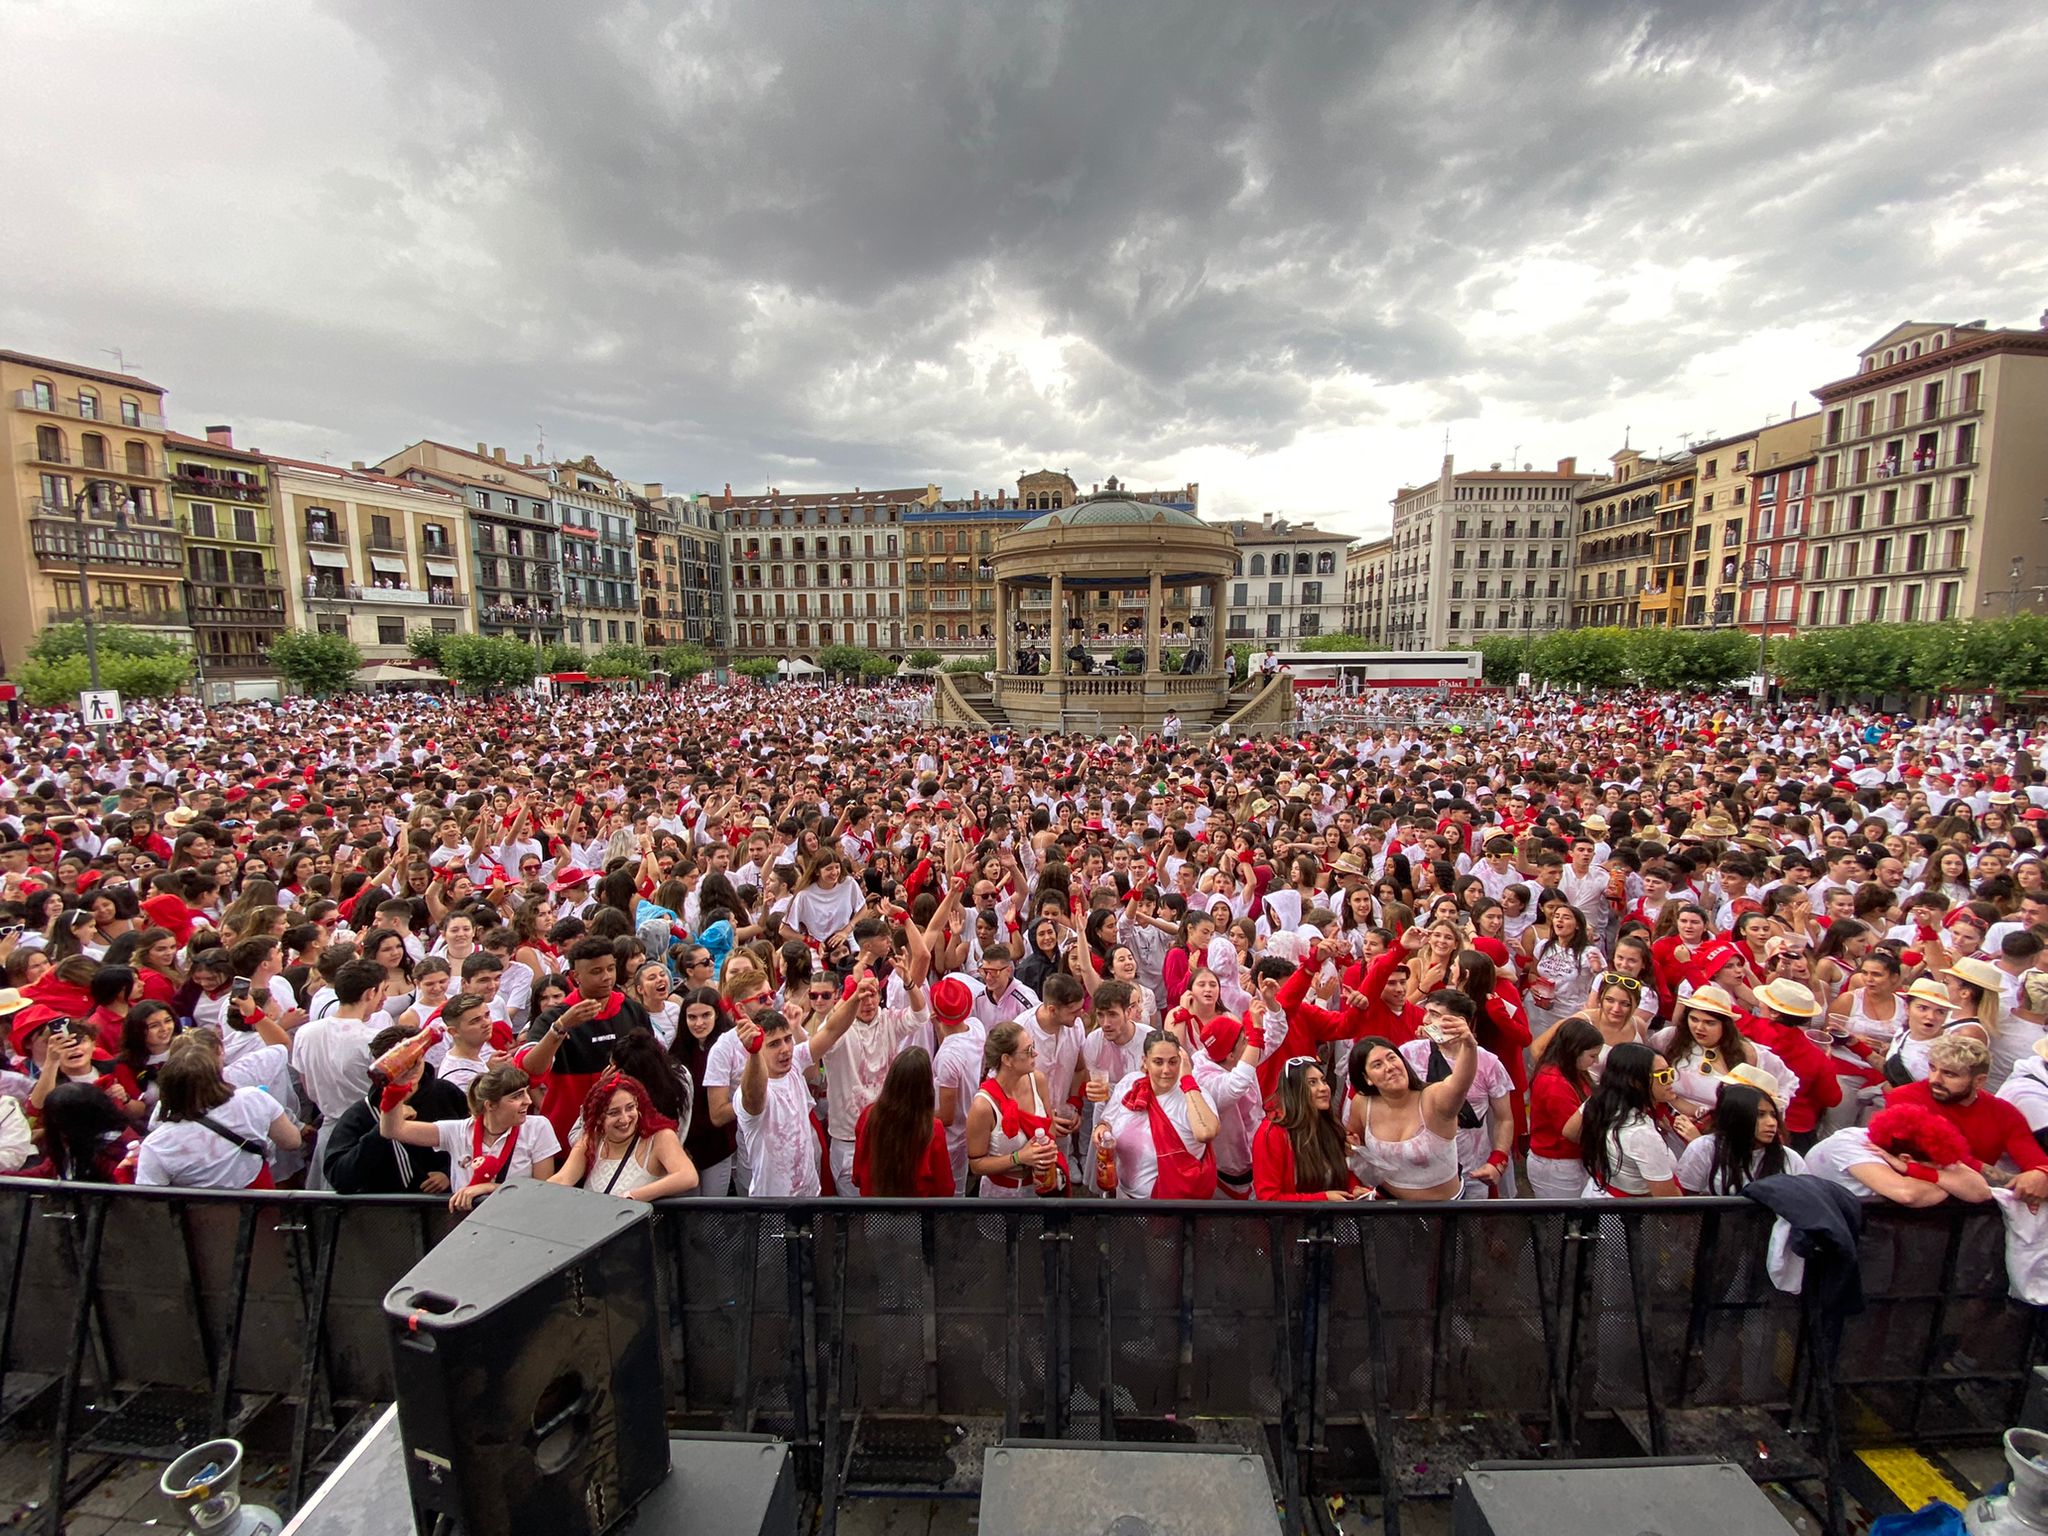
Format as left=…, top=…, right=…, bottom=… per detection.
left=307, top=549, right=348, bottom=568
left=354, top=664, right=450, bottom=688
left=368, top=555, right=407, bottom=577
left=423, top=558, right=460, bottom=578
left=779, top=659, right=822, bottom=676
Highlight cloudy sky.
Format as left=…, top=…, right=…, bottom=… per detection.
left=4, top=1, right=2046, bottom=536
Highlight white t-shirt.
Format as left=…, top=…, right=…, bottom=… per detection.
left=1998, top=1059, right=2048, bottom=1134
left=1802, top=1127, right=1891, bottom=1200
left=821, top=1007, right=931, bottom=1143
left=1582, top=1112, right=1675, bottom=1196
left=932, top=1028, right=985, bottom=1194
left=292, top=1014, right=382, bottom=1121
left=1675, top=1134, right=1809, bottom=1194
left=702, top=1030, right=749, bottom=1100
left=135, top=1086, right=281, bottom=1189
left=432, top=1113, right=562, bottom=1194
left=737, top=1039, right=821, bottom=1196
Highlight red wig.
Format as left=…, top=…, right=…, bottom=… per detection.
left=1866, top=1103, right=1971, bottom=1169
left=574, top=1070, right=676, bottom=1151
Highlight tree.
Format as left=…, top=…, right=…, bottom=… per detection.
left=267, top=629, right=363, bottom=696
left=1527, top=627, right=1628, bottom=688
left=907, top=649, right=942, bottom=671
left=1297, top=633, right=1373, bottom=652
left=941, top=654, right=993, bottom=673
left=858, top=652, right=898, bottom=681
left=27, top=622, right=186, bottom=665
left=536, top=641, right=584, bottom=673
left=1681, top=629, right=1762, bottom=688
left=406, top=627, right=445, bottom=666
left=436, top=634, right=538, bottom=691
left=659, top=642, right=712, bottom=678
left=817, top=643, right=868, bottom=678
left=14, top=650, right=191, bottom=707
left=1475, top=636, right=1531, bottom=685
left=587, top=643, right=652, bottom=680
left=734, top=657, right=780, bottom=681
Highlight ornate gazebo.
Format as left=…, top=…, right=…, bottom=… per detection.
left=936, top=483, right=1248, bottom=735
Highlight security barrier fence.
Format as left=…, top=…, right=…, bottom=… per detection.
left=0, top=1180, right=2040, bottom=1536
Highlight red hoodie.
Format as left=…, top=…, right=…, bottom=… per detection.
left=1262, top=962, right=1372, bottom=1108
left=140, top=892, right=200, bottom=945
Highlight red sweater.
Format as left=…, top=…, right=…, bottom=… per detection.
left=1888, top=1081, right=2048, bottom=1173
left=852, top=1107, right=955, bottom=1197
left=1742, top=1015, right=1843, bottom=1134
left=1251, top=1118, right=1360, bottom=1202
left=1262, top=963, right=1372, bottom=1108
left=1528, top=1064, right=1589, bottom=1160
left=1339, top=948, right=1421, bottom=1047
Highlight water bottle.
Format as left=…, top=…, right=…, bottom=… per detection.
left=1030, top=1129, right=1058, bottom=1193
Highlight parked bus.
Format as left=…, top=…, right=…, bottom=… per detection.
left=1266, top=650, right=1485, bottom=692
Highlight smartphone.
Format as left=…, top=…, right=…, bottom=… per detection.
left=230, top=977, right=252, bottom=1002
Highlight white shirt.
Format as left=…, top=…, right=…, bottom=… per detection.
left=932, top=1028, right=985, bottom=1194
left=135, top=1086, right=280, bottom=1189
left=821, top=1006, right=931, bottom=1143
left=1802, top=1126, right=1891, bottom=1200
left=1582, top=1112, right=1675, bottom=1196
left=737, top=1040, right=821, bottom=1197
left=433, top=1113, right=562, bottom=1194
left=1675, top=1135, right=1809, bottom=1193
left=292, top=1013, right=383, bottom=1121
left=1999, top=1059, right=2048, bottom=1134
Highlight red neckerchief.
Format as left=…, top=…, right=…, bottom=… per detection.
left=562, top=988, right=623, bottom=1022
left=1119, top=1076, right=1216, bottom=1199
left=471, top=1116, right=521, bottom=1186
left=979, top=1075, right=1051, bottom=1142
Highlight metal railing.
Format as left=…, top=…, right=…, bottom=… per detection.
left=13, top=390, right=166, bottom=430
left=0, top=1185, right=2036, bottom=1536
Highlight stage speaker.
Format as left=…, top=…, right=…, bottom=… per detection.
left=1454, top=1458, right=1796, bottom=1536
left=382, top=1181, right=669, bottom=1536
left=977, top=1440, right=1281, bottom=1536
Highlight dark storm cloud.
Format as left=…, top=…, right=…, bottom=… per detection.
left=3, top=0, right=2045, bottom=519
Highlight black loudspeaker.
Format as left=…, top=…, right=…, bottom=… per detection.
left=977, top=1441, right=1281, bottom=1536
left=382, top=1181, right=669, bottom=1536
left=1454, top=1458, right=1797, bottom=1536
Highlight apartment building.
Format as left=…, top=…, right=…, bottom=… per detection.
left=1384, top=456, right=1591, bottom=648
left=273, top=457, right=473, bottom=663
left=651, top=492, right=727, bottom=650
left=1742, top=416, right=1818, bottom=639
left=909, top=471, right=1201, bottom=655
left=1684, top=429, right=1760, bottom=627
left=1209, top=515, right=1346, bottom=645
left=0, top=350, right=186, bottom=670
left=1343, top=536, right=1392, bottom=643
left=719, top=484, right=935, bottom=657
left=377, top=441, right=564, bottom=645
left=1804, top=318, right=2048, bottom=626
left=547, top=456, right=640, bottom=649
left=1572, top=450, right=1694, bottom=629
left=166, top=428, right=286, bottom=699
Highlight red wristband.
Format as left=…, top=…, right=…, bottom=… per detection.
left=1067, top=1093, right=1084, bottom=1110
left=744, top=1031, right=766, bottom=1055
left=1906, top=1160, right=1940, bottom=1183
left=1179, top=1074, right=1200, bottom=1094
left=378, top=1082, right=410, bottom=1113
left=1245, top=1024, right=1266, bottom=1050
left=1486, top=1150, right=1509, bottom=1170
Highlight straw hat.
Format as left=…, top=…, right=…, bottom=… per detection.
left=1717, top=1062, right=1787, bottom=1109
left=1756, top=978, right=1821, bottom=1018
left=1903, top=978, right=1957, bottom=1009
left=0, top=988, right=30, bottom=1018
left=1942, top=955, right=2003, bottom=993
left=1682, top=983, right=1740, bottom=1018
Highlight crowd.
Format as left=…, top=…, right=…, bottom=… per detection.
left=0, top=681, right=2046, bottom=1235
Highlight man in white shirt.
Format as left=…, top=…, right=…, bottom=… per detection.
left=736, top=995, right=858, bottom=1198
left=291, top=959, right=391, bottom=1186
left=819, top=959, right=932, bottom=1192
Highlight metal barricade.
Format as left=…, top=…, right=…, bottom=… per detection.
left=0, top=1182, right=2039, bottom=1536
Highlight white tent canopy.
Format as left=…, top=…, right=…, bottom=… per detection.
left=778, top=659, right=822, bottom=676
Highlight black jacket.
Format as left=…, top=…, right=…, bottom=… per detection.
left=1742, top=1172, right=1866, bottom=1317
left=323, top=1069, right=468, bottom=1195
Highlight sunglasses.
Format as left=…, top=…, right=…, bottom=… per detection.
left=1601, top=972, right=1643, bottom=993
left=1281, top=1056, right=1320, bottom=1077
left=1651, top=1067, right=1678, bottom=1086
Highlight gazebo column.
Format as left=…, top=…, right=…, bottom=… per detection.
left=1145, top=574, right=1163, bottom=673
left=1049, top=574, right=1066, bottom=675
left=994, top=583, right=1010, bottom=671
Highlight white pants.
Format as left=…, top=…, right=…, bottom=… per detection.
left=829, top=1136, right=857, bottom=1196
left=1524, top=1153, right=1584, bottom=1200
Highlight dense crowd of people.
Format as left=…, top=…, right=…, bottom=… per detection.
left=1, top=680, right=2045, bottom=1232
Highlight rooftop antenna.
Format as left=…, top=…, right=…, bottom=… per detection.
left=1510, top=443, right=1520, bottom=467
left=1623, top=424, right=1631, bottom=448
left=535, top=424, right=547, bottom=461
left=101, top=347, right=139, bottom=375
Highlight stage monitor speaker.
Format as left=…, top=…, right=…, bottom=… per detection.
left=1454, top=1458, right=1796, bottom=1536
left=977, top=1440, right=1281, bottom=1536
left=382, top=1181, right=669, bottom=1536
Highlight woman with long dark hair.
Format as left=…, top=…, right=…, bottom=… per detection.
left=1579, top=1042, right=1692, bottom=1198
left=1251, top=1055, right=1365, bottom=1201
left=854, top=1047, right=953, bottom=1196
left=668, top=986, right=738, bottom=1194
left=1526, top=1017, right=1603, bottom=1199
left=1676, top=1079, right=1805, bottom=1194
left=37, top=1081, right=137, bottom=1182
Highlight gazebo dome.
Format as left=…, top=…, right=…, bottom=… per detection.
left=1017, top=487, right=1205, bottom=536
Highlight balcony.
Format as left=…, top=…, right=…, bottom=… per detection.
left=47, top=601, right=186, bottom=628
left=362, top=530, right=403, bottom=553
left=481, top=602, right=563, bottom=630
left=173, top=468, right=266, bottom=502
left=30, top=517, right=182, bottom=570
left=419, top=535, right=456, bottom=559
left=302, top=576, right=459, bottom=608
left=13, top=390, right=165, bottom=430
left=303, top=517, right=346, bottom=546
left=179, top=511, right=275, bottom=545
left=188, top=586, right=287, bottom=626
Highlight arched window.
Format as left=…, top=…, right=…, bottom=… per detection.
left=75, top=389, right=98, bottom=420
left=1250, top=554, right=1265, bottom=576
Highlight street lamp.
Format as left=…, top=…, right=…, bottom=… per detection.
left=70, top=477, right=129, bottom=752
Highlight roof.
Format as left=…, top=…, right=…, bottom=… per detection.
left=0, top=349, right=166, bottom=394
left=1812, top=325, right=2048, bottom=401
left=722, top=486, right=929, bottom=510
left=1018, top=492, right=1209, bottom=535
left=264, top=455, right=461, bottom=499
left=1209, top=517, right=1339, bottom=543
left=383, top=440, right=554, bottom=490
left=163, top=430, right=265, bottom=465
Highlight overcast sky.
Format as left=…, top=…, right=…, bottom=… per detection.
left=4, top=1, right=2046, bottom=536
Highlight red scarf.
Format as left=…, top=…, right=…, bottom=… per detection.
left=471, top=1116, right=522, bottom=1187
left=978, top=1074, right=1067, bottom=1191
left=1119, top=1078, right=1216, bottom=1200
left=562, top=988, right=624, bottom=1022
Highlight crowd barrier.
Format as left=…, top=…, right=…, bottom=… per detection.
left=0, top=1179, right=2040, bottom=1536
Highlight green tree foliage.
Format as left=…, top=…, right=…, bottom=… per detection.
left=15, top=650, right=191, bottom=707
left=435, top=634, right=539, bottom=691
left=587, top=643, right=652, bottom=680
left=858, top=652, right=898, bottom=681
left=536, top=641, right=584, bottom=673
left=733, top=657, right=781, bottom=680
left=265, top=629, right=363, bottom=696
left=907, top=649, right=942, bottom=671
left=1474, top=636, right=1531, bottom=684
left=942, top=654, right=993, bottom=673
left=817, top=643, right=868, bottom=678
left=1770, top=617, right=2048, bottom=698
left=406, top=627, right=444, bottom=666
left=1526, top=627, right=1630, bottom=688
left=658, top=642, right=712, bottom=678
left=27, top=623, right=186, bottom=664
left=1296, top=633, right=1373, bottom=651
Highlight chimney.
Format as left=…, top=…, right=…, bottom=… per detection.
left=523, top=453, right=533, bottom=466
left=204, top=424, right=234, bottom=448
left=476, top=442, right=489, bottom=456
left=350, top=460, right=366, bottom=472
left=1557, top=456, right=1576, bottom=476
left=1261, top=511, right=1273, bottom=529
left=493, top=446, right=507, bottom=463
left=644, top=482, right=662, bottom=498
left=723, top=481, right=733, bottom=501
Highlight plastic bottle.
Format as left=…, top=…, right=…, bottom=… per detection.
left=1031, top=1129, right=1058, bottom=1194
left=1095, top=1135, right=1117, bottom=1194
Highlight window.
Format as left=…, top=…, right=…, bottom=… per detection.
left=1232, top=583, right=1247, bottom=606
left=316, top=612, right=350, bottom=637
left=1300, top=581, right=1321, bottom=605
left=120, top=398, right=141, bottom=426
left=1250, top=554, right=1265, bottom=576
left=1267, top=581, right=1283, bottom=605
left=376, top=618, right=405, bottom=645
left=188, top=503, right=217, bottom=538
left=624, top=622, right=636, bottom=644
left=1264, top=613, right=1281, bottom=637
left=31, top=380, right=55, bottom=411
left=432, top=617, right=458, bottom=635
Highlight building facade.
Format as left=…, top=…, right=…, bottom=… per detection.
left=1343, top=535, right=1392, bottom=643
left=547, top=456, right=640, bottom=649
left=655, top=493, right=727, bottom=650
left=1572, top=450, right=1693, bottom=629
left=1383, top=456, right=1590, bottom=649
left=719, top=485, right=934, bottom=657
left=376, top=441, right=563, bottom=646
left=1211, top=515, right=1347, bottom=646
left=0, top=350, right=185, bottom=671
left=273, top=458, right=473, bottom=663
left=1742, top=417, right=1817, bottom=640
left=1685, top=429, right=1759, bottom=628
left=1804, top=318, right=2048, bottom=626
left=165, top=428, right=286, bottom=699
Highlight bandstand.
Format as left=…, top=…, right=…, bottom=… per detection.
left=932, top=484, right=1291, bottom=736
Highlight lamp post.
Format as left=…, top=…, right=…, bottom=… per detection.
left=70, top=477, right=127, bottom=753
